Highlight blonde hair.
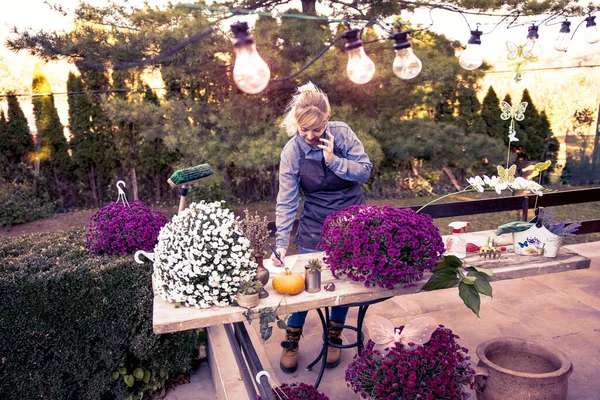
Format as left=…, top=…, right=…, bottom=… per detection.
left=280, top=82, right=331, bottom=137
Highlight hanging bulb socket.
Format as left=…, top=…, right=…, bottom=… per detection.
left=559, top=20, right=571, bottom=35
left=585, top=16, right=597, bottom=29
left=391, top=30, right=411, bottom=51
left=527, top=25, right=539, bottom=40
left=467, top=29, right=483, bottom=46
left=342, top=28, right=364, bottom=51
left=231, top=22, right=254, bottom=48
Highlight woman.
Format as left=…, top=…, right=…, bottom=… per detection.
left=271, top=82, right=372, bottom=373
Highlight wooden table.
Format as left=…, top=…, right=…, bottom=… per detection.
left=152, top=234, right=591, bottom=398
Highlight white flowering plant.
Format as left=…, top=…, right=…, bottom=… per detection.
left=153, top=201, right=256, bottom=308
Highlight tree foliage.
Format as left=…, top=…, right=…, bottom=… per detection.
left=1, top=95, right=34, bottom=180
left=32, top=65, right=74, bottom=208
left=5, top=0, right=564, bottom=207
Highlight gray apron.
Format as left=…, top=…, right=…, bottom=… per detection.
left=295, top=137, right=365, bottom=250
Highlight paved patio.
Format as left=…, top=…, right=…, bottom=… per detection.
left=166, top=241, right=600, bottom=400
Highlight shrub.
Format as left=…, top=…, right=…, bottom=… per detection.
left=86, top=200, right=168, bottom=254
left=0, top=229, right=199, bottom=400
left=320, top=205, right=445, bottom=289
left=0, top=179, right=55, bottom=227
left=346, top=325, right=474, bottom=400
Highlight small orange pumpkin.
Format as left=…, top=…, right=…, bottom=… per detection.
left=272, top=268, right=304, bottom=295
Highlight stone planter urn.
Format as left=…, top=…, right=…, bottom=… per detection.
left=475, top=337, right=572, bottom=400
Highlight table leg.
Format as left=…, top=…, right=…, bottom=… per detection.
left=305, top=307, right=330, bottom=389
left=356, top=304, right=370, bottom=355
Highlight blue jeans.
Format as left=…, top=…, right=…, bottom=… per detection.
left=286, top=246, right=349, bottom=328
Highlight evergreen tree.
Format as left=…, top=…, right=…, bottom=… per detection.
left=481, top=86, right=505, bottom=140
left=32, top=65, right=74, bottom=208
left=67, top=72, right=118, bottom=207
left=517, top=89, right=547, bottom=160
left=4, top=95, right=34, bottom=164
left=456, top=86, right=486, bottom=134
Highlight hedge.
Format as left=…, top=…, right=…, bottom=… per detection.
left=0, top=228, right=199, bottom=399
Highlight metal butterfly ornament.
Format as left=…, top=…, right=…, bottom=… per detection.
left=500, top=101, right=528, bottom=121
left=497, top=164, right=517, bottom=184
left=364, top=315, right=438, bottom=352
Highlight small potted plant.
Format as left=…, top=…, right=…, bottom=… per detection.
left=237, top=209, right=272, bottom=298
left=236, top=280, right=263, bottom=309
left=304, top=258, right=323, bottom=293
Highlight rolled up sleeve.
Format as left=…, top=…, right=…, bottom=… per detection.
left=275, top=152, right=300, bottom=251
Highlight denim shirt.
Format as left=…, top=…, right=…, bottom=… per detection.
left=275, top=121, right=373, bottom=250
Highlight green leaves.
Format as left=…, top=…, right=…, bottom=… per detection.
left=459, top=283, right=481, bottom=318
left=422, top=268, right=459, bottom=290
left=422, top=255, right=494, bottom=317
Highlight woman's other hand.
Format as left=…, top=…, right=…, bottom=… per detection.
left=270, top=247, right=287, bottom=267
left=318, top=130, right=334, bottom=163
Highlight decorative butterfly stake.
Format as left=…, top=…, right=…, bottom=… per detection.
left=364, top=315, right=438, bottom=353
left=497, top=164, right=517, bottom=185
left=506, top=41, right=538, bottom=83
left=500, top=101, right=528, bottom=167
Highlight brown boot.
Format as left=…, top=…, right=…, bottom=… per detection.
left=326, top=321, right=343, bottom=368
left=280, top=327, right=302, bottom=373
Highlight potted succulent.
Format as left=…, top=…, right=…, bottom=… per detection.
left=237, top=209, right=272, bottom=298
left=236, top=280, right=263, bottom=308
left=304, top=258, right=323, bottom=293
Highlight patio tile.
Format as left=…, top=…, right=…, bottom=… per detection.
left=491, top=291, right=600, bottom=338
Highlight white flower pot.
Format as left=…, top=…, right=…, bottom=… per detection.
left=513, top=225, right=562, bottom=258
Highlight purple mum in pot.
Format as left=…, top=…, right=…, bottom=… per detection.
left=86, top=201, right=168, bottom=254
left=346, top=325, right=474, bottom=399
left=320, top=205, right=444, bottom=289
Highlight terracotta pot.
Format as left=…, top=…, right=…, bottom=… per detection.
left=236, top=292, right=259, bottom=308
left=475, top=337, right=572, bottom=400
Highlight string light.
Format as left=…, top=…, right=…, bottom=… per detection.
left=458, top=29, right=483, bottom=70
left=230, top=22, right=271, bottom=94
left=390, top=28, right=422, bottom=80
left=584, top=16, right=600, bottom=44
left=342, top=28, right=376, bottom=84
left=554, top=20, right=571, bottom=52
left=525, top=25, right=543, bottom=58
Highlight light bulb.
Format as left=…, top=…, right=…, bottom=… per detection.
left=459, top=44, right=483, bottom=70
left=458, top=29, right=483, bottom=70
left=342, top=28, right=375, bottom=84
left=230, top=22, right=271, bottom=94
left=554, top=21, right=571, bottom=52
left=232, top=44, right=270, bottom=94
left=525, top=25, right=543, bottom=59
left=346, top=46, right=376, bottom=84
left=584, top=16, right=600, bottom=44
left=390, top=29, right=422, bottom=80
left=527, top=39, right=543, bottom=59
left=393, top=47, right=422, bottom=79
